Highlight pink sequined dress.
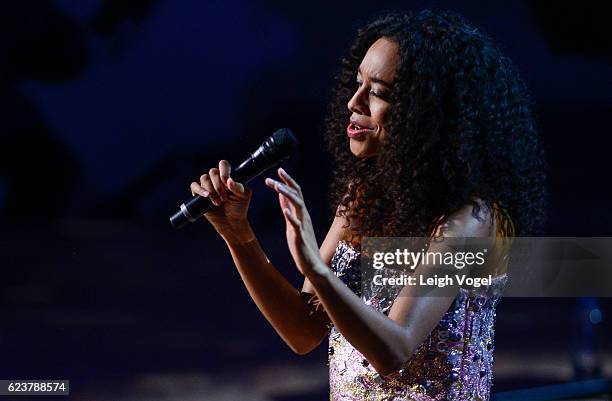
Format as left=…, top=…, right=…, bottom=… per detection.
left=327, top=216, right=512, bottom=401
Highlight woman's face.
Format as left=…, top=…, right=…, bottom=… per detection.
left=347, top=37, right=399, bottom=158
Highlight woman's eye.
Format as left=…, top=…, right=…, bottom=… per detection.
left=370, top=90, right=389, bottom=99
left=355, top=81, right=389, bottom=100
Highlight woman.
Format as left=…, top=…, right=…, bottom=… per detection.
left=190, top=10, right=545, bottom=401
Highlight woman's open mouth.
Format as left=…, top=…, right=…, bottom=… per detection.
left=347, top=122, right=373, bottom=138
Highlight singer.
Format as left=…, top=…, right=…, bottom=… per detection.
left=189, top=11, right=545, bottom=401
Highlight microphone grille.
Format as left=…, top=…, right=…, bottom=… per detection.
left=271, top=128, right=299, bottom=157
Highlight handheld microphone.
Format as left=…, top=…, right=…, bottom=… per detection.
left=170, top=128, right=299, bottom=229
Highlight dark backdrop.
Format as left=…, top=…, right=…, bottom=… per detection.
left=1, top=1, right=610, bottom=400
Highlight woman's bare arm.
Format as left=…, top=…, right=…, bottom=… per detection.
left=190, top=160, right=341, bottom=354
left=222, top=209, right=346, bottom=354
left=298, top=203, right=496, bottom=374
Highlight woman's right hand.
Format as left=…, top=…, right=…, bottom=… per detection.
left=190, top=160, right=253, bottom=241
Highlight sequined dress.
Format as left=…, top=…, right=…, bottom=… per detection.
left=327, top=218, right=512, bottom=401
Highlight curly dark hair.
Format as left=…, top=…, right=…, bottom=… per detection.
left=325, top=10, right=546, bottom=245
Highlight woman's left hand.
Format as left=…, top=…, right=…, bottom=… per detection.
left=265, top=168, right=329, bottom=277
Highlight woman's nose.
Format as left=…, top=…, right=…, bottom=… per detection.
left=347, top=87, right=369, bottom=115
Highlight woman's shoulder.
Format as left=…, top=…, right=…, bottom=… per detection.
left=432, top=198, right=497, bottom=239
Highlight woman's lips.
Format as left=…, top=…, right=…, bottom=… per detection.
left=347, top=122, right=373, bottom=138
